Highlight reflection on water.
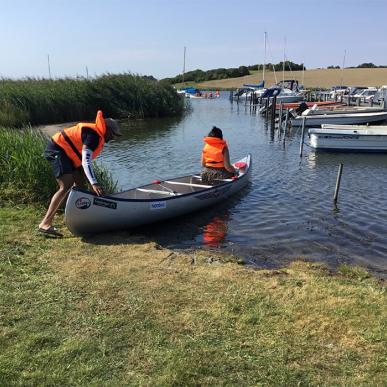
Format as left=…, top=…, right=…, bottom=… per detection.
left=202, top=215, right=229, bottom=247
left=97, top=94, right=387, bottom=278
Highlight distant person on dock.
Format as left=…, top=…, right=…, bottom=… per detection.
left=201, top=126, right=236, bottom=184
left=38, top=110, right=122, bottom=237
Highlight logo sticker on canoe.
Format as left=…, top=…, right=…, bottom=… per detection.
left=93, top=197, right=117, bottom=210
left=150, top=201, right=166, bottom=210
left=75, top=197, right=91, bottom=209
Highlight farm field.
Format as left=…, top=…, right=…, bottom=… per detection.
left=193, top=68, right=387, bottom=89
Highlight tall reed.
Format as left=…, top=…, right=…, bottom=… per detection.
left=0, top=74, right=184, bottom=128
left=0, top=127, right=117, bottom=205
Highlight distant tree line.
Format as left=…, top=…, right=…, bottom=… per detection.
left=247, top=61, right=305, bottom=72
left=163, top=61, right=305, bottom=84
left=328, top=63, right=387, bottom=69
left=163, top=66, right=250, bottom=84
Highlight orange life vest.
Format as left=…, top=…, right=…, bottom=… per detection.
left=52, top=110, right=106, bottom=168
left=202, top=137, right=227, bottom=168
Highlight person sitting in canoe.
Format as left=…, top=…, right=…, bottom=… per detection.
left=38, top=110, right=122, bottom=237
left=201, top=126, right=236, bottom=184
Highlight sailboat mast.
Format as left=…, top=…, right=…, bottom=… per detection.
left=283, top=37, right=286, bottom=84
left=182, top=46, right=186, bottom=84
left=340, top=49, right=346, bottom=88
left=262, top=32, right=266, bottom=84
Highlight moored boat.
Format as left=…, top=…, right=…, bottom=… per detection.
left=291, top=110, right=387, bottom=127
left=308, top=125, right=387, bottom=152
left=65, top=155, right=252, bottom=235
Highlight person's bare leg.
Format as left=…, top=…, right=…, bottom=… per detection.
left=73, top=168, right=87, bottom=189
left=39, top=174, right=74, bottom=230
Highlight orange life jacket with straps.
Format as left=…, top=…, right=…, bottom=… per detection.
left=51, top=110, right=106, bottom=168
left=202, top=137, right=227, bottom=168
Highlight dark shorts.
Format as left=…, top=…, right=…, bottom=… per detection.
left=44, top=141, right=77, bottom=178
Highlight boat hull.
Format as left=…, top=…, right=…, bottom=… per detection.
left=65, top=155, right=252, bottom=235
left=292, top=111, right=387, bottom=127
left=309, top=127, right=387, bottom=152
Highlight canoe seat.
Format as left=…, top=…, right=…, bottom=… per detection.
left=136, top=188, right=179, bottom=196
left=165, top=181, right=213, bottom=189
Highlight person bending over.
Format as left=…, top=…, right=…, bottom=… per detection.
left=38, top=110, right=121, bottom=237
left=201, top=126, right=236, bottom=185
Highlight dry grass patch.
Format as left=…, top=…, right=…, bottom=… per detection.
left=1, top=206, right=386, bottom=385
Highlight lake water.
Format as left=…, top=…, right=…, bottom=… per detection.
left=99, top=93, right=387, bottom=278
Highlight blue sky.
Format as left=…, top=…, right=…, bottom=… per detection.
left=0, top=0, right=386, bottom=79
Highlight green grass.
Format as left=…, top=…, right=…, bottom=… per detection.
left=0, top=74, right=184, bottom=127
left=0, top=205, right=386, bottom=385
left=0, top=127, right=117, bottom=204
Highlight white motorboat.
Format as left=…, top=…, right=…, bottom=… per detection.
left=308, top=124, right=387, bottom=152
left=65, top=155, right=252, bottom=235
left=291, top=110, right=387, bottom=127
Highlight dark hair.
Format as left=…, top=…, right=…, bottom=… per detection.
left=207, top=126, right=223, bottom=139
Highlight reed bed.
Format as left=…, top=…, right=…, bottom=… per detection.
left=0, top=74, right=184, bottom=128
left=0, top=127, right=116, bottom=204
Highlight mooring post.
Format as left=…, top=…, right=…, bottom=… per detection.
left=265, top=98, right=270, bottom=120
left=299, top=117, right=306, bottom=157
left=284, top=109, right=289, bottom=134
left=270, top=96, right=277, bottom=129
left=333, top=163, right=344, bottom=203
left=278, top=101, right=284, bottom=129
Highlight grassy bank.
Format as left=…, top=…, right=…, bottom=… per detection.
left=0, top=127, right=116, bottom=204
left=0, top=74, right=184, bottom=127
left=0, top=205, right=386, bottom=385
left=178, top=67, right=387, bottom=90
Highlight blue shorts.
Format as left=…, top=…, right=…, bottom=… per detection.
left=44, top=141, right=78, bottom=178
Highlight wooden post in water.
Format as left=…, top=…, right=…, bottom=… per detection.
left=333, top=163, right=344, bottom=203
left=357, top=97, right=361, bottom=106
left=278, top=101, right=284, bottom=130
left=299, top=117, right=306, bottom=157
left=265, top=98, right=270, bottom=120
left=284, top=109, right=289, bottom=137
left=271, top=95, right=277, bottom=129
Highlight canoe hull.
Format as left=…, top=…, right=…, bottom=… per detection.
left=65, top=155, right=251, bottom=235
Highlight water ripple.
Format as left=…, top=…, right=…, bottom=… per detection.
left=98, top=95, right=387, bottom=278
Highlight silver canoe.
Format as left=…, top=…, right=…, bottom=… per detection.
left=65, top=154, right=252, bottom=235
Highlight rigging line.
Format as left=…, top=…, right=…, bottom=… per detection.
left=265, top=34, right=278, bottom=84
left=284, top=54, right=295, bottom=80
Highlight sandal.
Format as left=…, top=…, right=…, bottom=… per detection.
left=38, top=226, right=64, bottom=237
